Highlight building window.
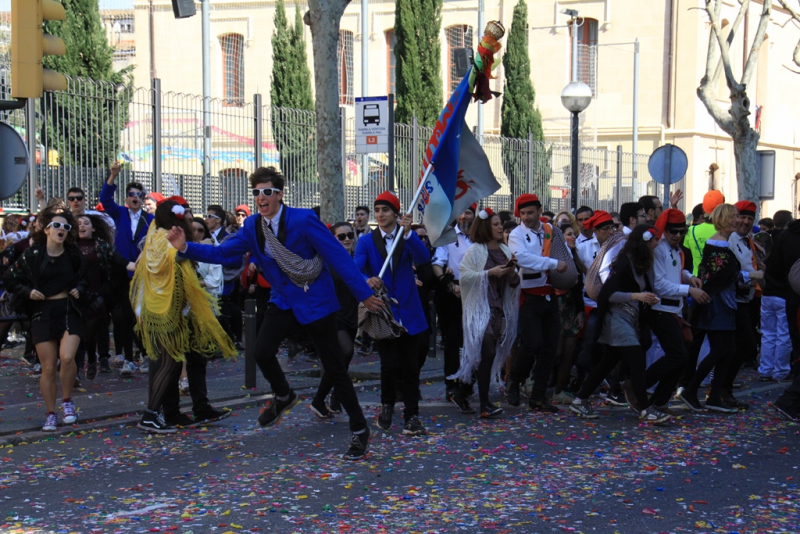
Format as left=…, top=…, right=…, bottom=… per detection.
left=446, top=25, right=473, bottom=93
left=386, top=29, right=397, bottom=95
left=338, top=30, right=354, bottom=106
left=569, top=17, right=598, bottom=95
left=220, top=33, right=244, bottom=106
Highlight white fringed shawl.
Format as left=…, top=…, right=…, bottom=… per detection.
left=448, top=243, right=521, bottom=385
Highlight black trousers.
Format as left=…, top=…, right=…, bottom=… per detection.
left=160, top=350, right=212, bottom=419
left=646, top=311, right=689, bottom=406
left=256, top=304, right=367, bottom=432
left=511, top=293, right=560, bottom=401
left=435, top=289, right=463, bottom=390
left=685, top=329, right=734, bottom=397
left=111, top=299, right=137, bottom=362
left=313, top=326, right=356, bottom=405
left=376, top=332, right=421, bottom=418
left=254, top=286, right=271, bottom=334
left=721, top=303, right=758, bottom=392
left=577, top=345, right=649, bottom=407
left=776, top=295, right=800, bottom=409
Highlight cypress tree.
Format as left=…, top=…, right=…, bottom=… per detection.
left=501, top=0, right=547, bottom=201
left=271, top=0, right=316, bottom=183
left=42, top=0, right=131, bottom=170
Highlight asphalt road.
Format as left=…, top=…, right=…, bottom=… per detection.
left=0, top=372, right=798, bottom=534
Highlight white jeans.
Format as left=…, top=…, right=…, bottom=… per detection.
left=759, top=295, right=792, bottom=380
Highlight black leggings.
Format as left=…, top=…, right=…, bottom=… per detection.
left=313, top=327, right=356, bottom=405
left=576, top=345, right=648, bottom=408
left=146, top=346, right=183, bottom=412
left=684, top=329, right=734, bottom=398
left=458, top=333, right=498, bottom=407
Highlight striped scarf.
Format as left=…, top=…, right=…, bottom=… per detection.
left=261, top=216, right=323, bottom=292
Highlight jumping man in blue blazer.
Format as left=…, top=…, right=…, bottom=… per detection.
left=354, top=191, right=431, bottom=436
left=166, top=166, right=384, bottom=461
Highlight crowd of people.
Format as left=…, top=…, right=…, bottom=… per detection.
left=2, top=162, right=800, bottom=461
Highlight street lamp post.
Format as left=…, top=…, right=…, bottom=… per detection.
left=560, top=81, right=592, bottom=213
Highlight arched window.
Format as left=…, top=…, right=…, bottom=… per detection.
left=385, top=29, right=397, bottom=95
left=569, top=17, right=598, bottom=95
left=220, top=33, right=244, bottom=106
left=446, top=24, right=473, bottom=93
left=338, top=30, right=354, bottom=106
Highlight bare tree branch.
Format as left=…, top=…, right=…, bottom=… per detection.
left=704, top=0, right=744, bottom=92
left=742, top=0, right=773, bottom=85
left=777, top=0, right=800, bottom=67
left=714, top=0, right=749, bottom=83
left=703, top=0, right=722, bottom=82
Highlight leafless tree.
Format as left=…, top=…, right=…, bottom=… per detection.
left=777, top=0, right=800, bottom=72
left=305, top=0, right=350, bottom=223
left=697, top=0, right=772, bottom=201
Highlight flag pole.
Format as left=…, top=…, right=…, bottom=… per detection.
left=378, top=163, right=434, bottom=279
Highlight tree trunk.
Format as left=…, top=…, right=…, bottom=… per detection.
left=306, top=0, right=349, bottom=223
left=729, top=88, right=760, bottom=201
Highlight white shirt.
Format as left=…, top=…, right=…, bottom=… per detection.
left=129, top=209, right=142, bottom=237
left=508, top=223, right=559, bottom=289
left=729, top=231, right=757, bottom=302
left=211, top=226, right=223, bottom=245
left=577, top=236, right=601, bottom=307
left=652, top=238, right=693, bottom=314
left=598, top=225, right=632, bottom=284
left=197, top=262, right=224, bottom=298
left=431, top=225, right=471, bottom=280
left=261, top=205, right=283, bottom=259
left=576, top=232, right=593, bottom=246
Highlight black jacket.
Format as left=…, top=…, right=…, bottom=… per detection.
left=4, top=242, right=87, bottom=308
left=766, top=220, right=800, bottom=299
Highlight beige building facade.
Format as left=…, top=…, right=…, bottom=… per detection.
left=133, top=0, right=800, bottom=214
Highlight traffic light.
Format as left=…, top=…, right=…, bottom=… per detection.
left=11, top=0, right=68, bottom=99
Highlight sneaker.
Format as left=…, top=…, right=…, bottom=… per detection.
left=677, top=390, right=704, bottom=413
left=653, top=404, right=679, bottom=417
left=179, top=377, right=190, bottom=395
left=704, top=396, right=739, bottom=414
left=451, top=391, right=476, bottom=414
left=377, top=403, right=394, bottom=431
left=479, top=403, right=504, bottom=419
left=550, top=391, right=575, bottom=405
left=32, top=363, right=42, bottom=375
left=445, top=387, right=457, bottom=403
left=343, top=427, right=371, bottom=461
left=165, top=412, right=197, bottom=428
left=309, top=400, right=334, bottom=419
left=773, top=401, right=799, bottom=422
left=720, top=392, right=749, bottom=410
left=61, top=400, right=77, bottom=425
left=506, top=381, right=521, bottom=407
left=328, top=394, right=342, bottom=414
left=138, top=359, right=149, bottom=373
left=605, top=390, right=628, bottom=407
left=194, top=407, right=232, bottom=425
left=86, top=362, right=98, bottom=380
left=402, top=415, right=426, bottom=436
left=569, top=398, right=599, bottom=419
left=137, top=410, right=177, bottom=434
left=529, top=398, right=559, bottom=413
left=257, top=390, right=300, bottom=428
left=640, top=406, right=671, bottom=425
left=42, top=413, right=58, bottom=432
left=98, top=357, right=111, bottom=374
left=112, top=354, right=125, bottom=368
left=758, top=375, right=774, bottom=382
left=120, top=361, right=137, bottom=376
left=74, top=375, right=82, bottom=389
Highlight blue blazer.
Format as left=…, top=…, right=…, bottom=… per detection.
left=354, top=226, right=430, bottom=336
left=99, top=183, right=153, bottom=263
left=180, top=206, right=373, bottom=325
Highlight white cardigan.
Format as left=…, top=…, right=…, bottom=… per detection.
left=449, top=243, right=521, bottom=385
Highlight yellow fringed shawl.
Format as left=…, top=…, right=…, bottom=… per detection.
left=130, top=224, right=237, bottom=362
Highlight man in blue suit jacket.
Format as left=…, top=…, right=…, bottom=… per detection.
left=166, top=166, right=383, bottom=461
left=99, top=161, right=154, bottom=375
left=354, top=191, right=430, bottom=437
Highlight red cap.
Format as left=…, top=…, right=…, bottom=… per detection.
left=147, top=192, right=165, bottom=204
left=734, top=200, right=756, bottom=218
left=468, top=202, right=478, bottom=213
left=703, top=190, right=725, bottom=214
left=167, top=195, right=190, bottom=208
left=235, top=204, right=251, bottom=217
left=374, top=191, right=400, bottom=214
left=514, top=194, right=540, bottom=217
left=95, top=203, right=104, bottom=212
left=583, top=210, right=614, bottom=230
left=655, top=208, right=686, bottom=236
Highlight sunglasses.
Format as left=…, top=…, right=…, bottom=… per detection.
left=47, top=221, right=72, bottom=231
left=336, top=232, right=355, bottom=241
left=67, top=195, right=84, bottom=202
left=252, top=187, right=282, bottom=198
left=205, top=213, right=221, bottom=219
left=236, top=212, right=248, bottom=217
left=127, top=191, right=144, bottom=198
left=667, top=228, right=687, bottom=236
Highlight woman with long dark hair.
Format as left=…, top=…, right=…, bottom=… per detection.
left=570, top=225, right=671, bottom=424
left=132, top=200, right=236, bottom=433
left=450, top=208, right=520, bottom=418
left=309, top=221, right=360, bottom=417
left=5, top=207, right=87, bottom=431
left=75, top=214, right=134, bottom=380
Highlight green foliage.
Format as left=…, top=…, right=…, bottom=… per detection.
left=501, top=0, right=548, bottom=200
left=394, top=0, right=443, bottom=127
left=271, top=0, right=316, bottom=182
left=42, top=0, right=132, bottom=169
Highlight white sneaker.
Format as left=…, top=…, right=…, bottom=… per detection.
left=179, top=377, right=189, bottom=394
left=139, top=359, right=149, bottom=373
left=120, top=361, right=138, bottom=376
left=113, top=354, right=126, bottom=368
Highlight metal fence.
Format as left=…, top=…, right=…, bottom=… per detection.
left=4, top=75, right=682, bottom=216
